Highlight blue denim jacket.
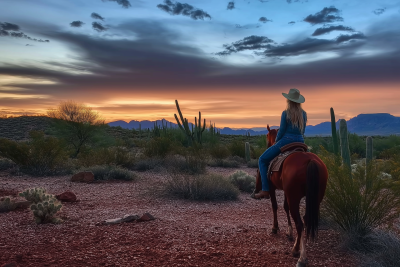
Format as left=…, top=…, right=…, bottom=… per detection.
left=275, top=110, right=307, bottom=142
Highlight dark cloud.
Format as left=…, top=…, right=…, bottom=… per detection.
left=91, top=12, right=105, bottom=21
left=0, top=19, right=399, bottom=101
left=336, top=33, right=365, bottom=43
left=227, top=2, right=235, bottom=10
left=288, top=21, right=295, bottom=25
left=92, top=22, right=107, bottom=32
left=25, top=44, right=34, bottom=46
left=0, top=30, right=50, bottom=42
left=70, top=21, right=85, bottom=27
left=373, top=8, right=386, bottom=15
left=157, top=0, right=211, bottom=20
left=259, top=17, right=272, bottom=23
left=304, top=6, right=343, bottom=25
left=216, top=35, right=275, bottom=55
left=102, top=0, right=131, bottom=9
left=312, top=25, right=354, bottom=36
left=0, top=22, right=20, bottom=31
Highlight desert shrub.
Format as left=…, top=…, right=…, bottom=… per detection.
left=143, top=136, right=174, bottom=158
left=374, top=135, right=400, bottom=158
left=19, top=188, right=62, bottom=224
left=228, top=139, right=245, bottom=158
left=208, top=159, right=239, bottom=168
left=255, top=134, right=267, bottom=149
left=359, top=230, right=400, bottom=267
left=0, top=131, right=69, bottom=176
left=133, top=157, right=164, bottom=172
left=0, top=158, right=15, bottom=171
left=348, top=133, right=366, bottom=158
left=207, top=143, right=230, bottom=160
left=250, top=145, right=265, bottom=159
left=0, top=197, right=17, bottom=213
left=228, top=155, right=246, bottom=164
left=319, top=147, right=400, bottom=250
left=229, top=170, right=255, bottom=192
left=378, top=146, right=400, bottom=160
left=247, top=159, right=259, bottom=168
left=79, top=165, right=136, bottom=181
left=77, top=146, right=134, bottom=168
left=162, top=173, right=239, bottom=201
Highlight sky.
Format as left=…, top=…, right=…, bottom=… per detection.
left=1, top=0, right=400, bottom=128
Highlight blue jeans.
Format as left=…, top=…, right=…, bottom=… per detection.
left=258, top=134, right=305, bottom=191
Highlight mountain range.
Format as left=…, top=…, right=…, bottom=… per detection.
left=108, top=113, right=400, bottom=136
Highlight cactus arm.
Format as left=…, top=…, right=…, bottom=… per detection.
left=330, top=108, right=339, bottom=155
left=339, top=119, right=352, bottom=176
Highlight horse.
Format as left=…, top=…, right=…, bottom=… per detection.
left=254, top=125, right=328, bottom=267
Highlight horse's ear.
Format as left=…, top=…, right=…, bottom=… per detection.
left=267, top=124, right=270, bottom=131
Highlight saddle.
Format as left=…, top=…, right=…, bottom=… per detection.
left=268, top=142, right=308, bottom=179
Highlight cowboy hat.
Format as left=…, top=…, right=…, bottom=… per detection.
left=282, top=88, right=305, bottom=103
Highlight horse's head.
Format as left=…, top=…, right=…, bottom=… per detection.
left=266, top=124, right=279, bottom=148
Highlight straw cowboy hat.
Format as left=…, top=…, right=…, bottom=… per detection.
left=282, top=88, right=305, bottom=103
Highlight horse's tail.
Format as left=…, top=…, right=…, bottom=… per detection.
left=305, top=159, right=320, bottom=241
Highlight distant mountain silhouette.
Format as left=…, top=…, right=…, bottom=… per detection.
left=108, top=113, right=400, bottom=136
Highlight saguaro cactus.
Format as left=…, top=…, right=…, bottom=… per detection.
left=245, top=142, right=250, bottom=162
left=174, top=100, right=206, bottom=145
left=339, top=119, right=351, bottom=175
left=366, top=136, right=373, bottom=165
left=330, top=108, right=339, bottom=155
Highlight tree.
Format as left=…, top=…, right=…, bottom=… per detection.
left=47, top=101, right=105, bottom=157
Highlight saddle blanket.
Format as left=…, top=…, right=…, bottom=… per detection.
left=267, top=148, right=305, bottom=179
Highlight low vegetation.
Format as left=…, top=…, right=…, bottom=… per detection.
left=78, top=165, right=137, bottom=181
left=228, top=170, right=255, bottom=192
left=161, top=173, right=239, bottom=201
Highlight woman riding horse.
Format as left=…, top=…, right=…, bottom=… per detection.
left=253, top=88, right=307, bottom=199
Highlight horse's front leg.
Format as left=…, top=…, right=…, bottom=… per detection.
left=270, top=189, right=279, bottom=234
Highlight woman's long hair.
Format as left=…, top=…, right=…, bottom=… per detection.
left=286, top=99, right=307, bottom=132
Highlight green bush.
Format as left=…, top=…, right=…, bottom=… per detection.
left=319, top=147, right=400, bottom=250
left=0, top=158, right=15, bottom=171
left=250, top=145, right=264, bottom=159
left=77, top=146, right=134, bottom=168
left=228, top=139, right=245, bottom=158
left=229, top=170, right=255, bottom=192
left=162, top=173, right=239, bottom=201
left=0, top=131, right=69, bottom=176
left=207, top=143, right=230, bottom=160
left=208, top=159, right=239, bottom=168
left=143, top=136, right=174, bottom=158
left=359, top=230, right=400, bottom=267
left=78, top=165, right=137, bottom=181
left=133, top=157, right=164, bottom=172
left=0, top=197, right=17, bottom=213
left=247, top=159, right=259, bottom=168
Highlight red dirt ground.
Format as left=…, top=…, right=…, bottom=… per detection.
left=0, top=167, right=358, bottom=267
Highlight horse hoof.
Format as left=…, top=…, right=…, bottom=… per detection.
left=296, top=258, right=308, bottom=267
left=271, top=227, right=279, bottom=234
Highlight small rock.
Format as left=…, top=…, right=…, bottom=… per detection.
left=122, top=214, right=140, bottom=223
left=71, top=172, right=94, bottom=183
left=138, top=212, right=155, bottom=222
left=2, top=262, right=18, bottom=267
left=103, top=218, right=125, bottom=225
left=56, top=191, right=77, bottom=202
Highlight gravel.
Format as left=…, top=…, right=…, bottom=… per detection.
left=0, top=166, right=357, bottom=266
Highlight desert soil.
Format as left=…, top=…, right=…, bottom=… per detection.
left=0, top=166, right=357, bottom=267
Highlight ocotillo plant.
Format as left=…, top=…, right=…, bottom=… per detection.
left=245, top=142, right=250, bottom=162
left=330, top=108, right=339, bottom=155
left=339, top=119, right=352, bottom=176
left=366, top=136, right=373, bottom=165
left=174, top=100, right=196, bottom=145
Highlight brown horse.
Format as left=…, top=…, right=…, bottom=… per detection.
left=254, top=125, right=328, bottom=267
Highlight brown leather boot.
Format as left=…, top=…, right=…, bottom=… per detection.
left=253, top=190, right=270, bottom=199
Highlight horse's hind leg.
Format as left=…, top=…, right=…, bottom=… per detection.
left=270, top=189, right=279, bottom=234
left=288, top=198, right=303, bottom=258
left=284, top=196, right=293, bottom=241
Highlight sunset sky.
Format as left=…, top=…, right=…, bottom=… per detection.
left=1, top=0, right=400, bottom=128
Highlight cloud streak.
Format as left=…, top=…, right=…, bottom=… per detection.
left=102, top=0, right=131, bottom=9
left=259, top=17, right=272, bottom=23
left=227, top=2, right=235, bottom=10
left=304, top=6, right=343, bottom=25
left=92, top=22, right=107, bottom=31
left=157, top=0, right=211, bottom=20
left=216, top=35, right=275, bottom=55
left=312, top=25, right=354, bottom=36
